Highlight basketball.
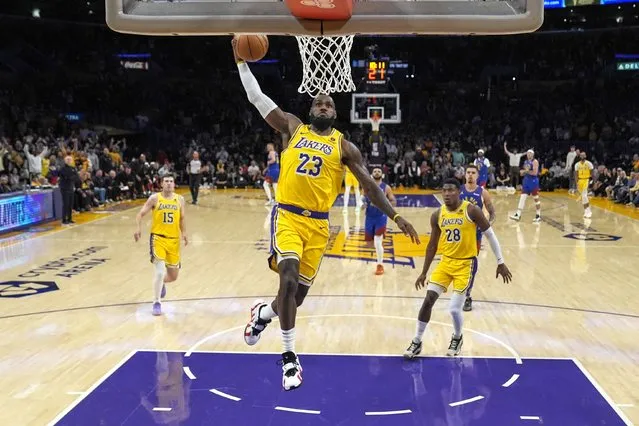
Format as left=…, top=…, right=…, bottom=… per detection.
left=235, top=34, right=269, bottom=62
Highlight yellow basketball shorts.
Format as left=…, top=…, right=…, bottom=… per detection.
left=428, top=256, right=478, bottom=294
left=150, top=234, right=181, bottom=269
left=269, top=207, right=330, bottom=286
left=344, top=172, right=359, bottom=188
left=577, top=178, right=589, bottom=195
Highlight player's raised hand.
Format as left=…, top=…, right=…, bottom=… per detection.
left=496, top=263, right=512, bottom=283
left=396, top=216, right=421, bottom=245
left=230, top=36, right=241, bottom=63
left=415, top=273, right=427, bottom=290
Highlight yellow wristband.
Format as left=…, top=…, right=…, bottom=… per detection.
left=392, top=214, right=400, bottom=222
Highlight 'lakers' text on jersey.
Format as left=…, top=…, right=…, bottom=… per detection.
left=574, top=160, right=594, bottom=196
left=437, top=200, right=478, bottom=260
left=151, top=194, right=181, bottom=238
left=575, top=160, right=594, bottom=180
left=278, top=124, right=345, bottom=213
left=150, top=193, right=182, bottom=268
left=429, top=200, right=479, bottom=294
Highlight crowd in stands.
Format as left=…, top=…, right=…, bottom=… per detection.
left=1, top=18, right=638, bottom=209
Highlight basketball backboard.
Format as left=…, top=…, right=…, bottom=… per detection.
left=105, top=0, right=544, bottom=37
left=351, top=93, right=401, bottom=124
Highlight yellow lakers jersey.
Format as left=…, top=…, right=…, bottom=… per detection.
left=437, top=200, right=477, bottom=259
left=278, top=124, right=345, bottom=212
left=151, top=193, right=181, bottom=238
left=575, top=160, right=593, bottom=180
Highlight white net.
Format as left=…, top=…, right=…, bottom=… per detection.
left=295, top=35, right=356, bottom=98
left=369, top=116, right=381, bottom=132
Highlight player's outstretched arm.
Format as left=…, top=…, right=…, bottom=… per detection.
left=231, top=38, right=301, bottom=147
left=341, top=139, right=420, bottom=244
left=467, top=204, right=512, bottom=283
left=415, top=209, right=441, bottom=289
left=504, top=142, right=512, bottom=156
left=134, top=194, right=157, bottom=242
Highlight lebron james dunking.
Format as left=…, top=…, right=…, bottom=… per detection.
left=232, top=38, right=420, bottom=391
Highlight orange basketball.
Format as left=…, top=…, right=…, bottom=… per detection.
left=235, top=34, right=269, bottom=62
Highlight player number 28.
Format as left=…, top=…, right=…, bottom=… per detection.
left=445, top=228, right=461, bottom=242
left=163, top=212, right=174, bottom=224
left=296, top=153, right=323, bottom=177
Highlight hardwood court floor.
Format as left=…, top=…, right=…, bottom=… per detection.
left=0, top=188, right=638, bottom=425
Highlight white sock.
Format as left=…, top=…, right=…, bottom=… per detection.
left=354, top=186, right=362, bottom=206
left=263, top=181, right=272, bottom=201
left=343, top=186, right=351, bottom=208
left=534, top=196, right=541, bottom=216
left=259, top=302, right=278, bottom=321
left=282, top=328, right=296, bottom=353
left=272, top=183, right=278, bottom=199
left=450, top=292, right=466, bottom=338
left=374, top=235, right=384, bottom=265
left=517, top=194, right=528, bottom=212
left=413, top=320, right=427, bottom=343
left=153, top=261, right=166, bottom=303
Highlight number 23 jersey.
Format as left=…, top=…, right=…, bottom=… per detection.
left=437, top=200, right=478, bottom=259
left=278, top=124, right=346, bottom=213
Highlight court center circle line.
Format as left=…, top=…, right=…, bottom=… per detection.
left=185, top=313, right=523, bottom=365
left=184, top=313, right=523, bottom=412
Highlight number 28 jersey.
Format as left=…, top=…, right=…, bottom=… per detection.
left=151, top=193, right=181, bottom=238
left=437, top=200, right=478, bottom=260
left=278, top=124, right=345, bottom=213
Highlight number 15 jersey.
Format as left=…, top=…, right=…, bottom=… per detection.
left=437, top=200, right=478, bottom=259
left=278, top=124, right=346, bottom=213
left=151, top=193, right=181, bottom=238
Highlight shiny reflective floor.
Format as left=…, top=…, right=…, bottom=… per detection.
left=0, top=188, right=637, bottom=425
left=52, top=351, right=625, bottom=425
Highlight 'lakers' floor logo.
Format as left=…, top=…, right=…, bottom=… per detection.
left=323, top=226, right=429, bottom=268
left=255, top=225, right=430, bottom=268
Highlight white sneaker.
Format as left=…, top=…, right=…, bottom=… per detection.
left=584, top=209, right=592, bottom=218
left=243, top=300, right=271, bottom=346
left=509, top=212, right=521, bottom=221
left=446, top=334, right=463, bottom=357
left=533, top=215, right=541, bottom=223
left=403, top=340, right=422, bottom=359
left=280, top=351, right=303, bottom=391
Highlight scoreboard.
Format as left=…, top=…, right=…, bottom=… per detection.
left=366, top=60, right=388, bottom=85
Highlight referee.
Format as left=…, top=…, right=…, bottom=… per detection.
left=188, top=151, right=202, bottom=204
